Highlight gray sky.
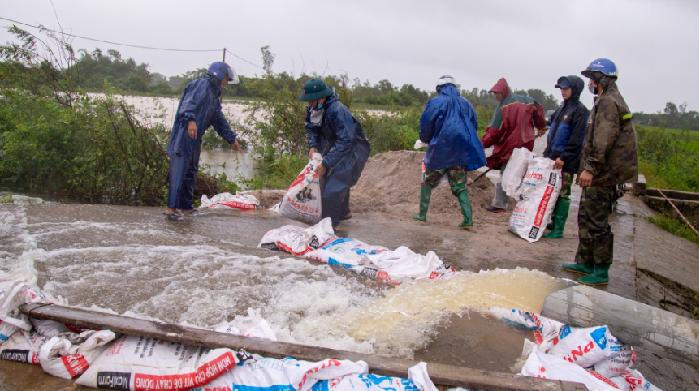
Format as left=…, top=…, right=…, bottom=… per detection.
left=2, top=0, right=698, bottom=113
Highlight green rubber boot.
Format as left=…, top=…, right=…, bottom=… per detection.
left=412, top=186, right=432, bottom=222
left=457, top=189, right=473, bottom=229
left=561, top=263, right=594, bottom=275
left=546, top=221, right=556, bottom=230
left=578, top=264, right=611, bottom=286
left=543, top=198, right=571, bottom=239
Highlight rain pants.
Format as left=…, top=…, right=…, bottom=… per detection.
left=543, top=75, right=589, bottom=175
left=166, top=75, right=237, bottom=210
left=305, top=92, right=370, bottom=226
left=419, top=84, right=486, bottom=171
left=481, top=79, right=547, bottom=170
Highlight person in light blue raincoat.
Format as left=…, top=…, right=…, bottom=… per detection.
left=300, top=79, right=370, bottom=230
left=164, top=62, right=243, bottom=221
left=413, top=75, right=486, bottom=229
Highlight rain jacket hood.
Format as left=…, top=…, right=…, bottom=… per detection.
left=543, top=75, right=589, bottom=174
left=305, top=90, right=371, bottom=199
left=489, top=78, right=511, bottom=99
left=419, top=84, right=486, bottom=171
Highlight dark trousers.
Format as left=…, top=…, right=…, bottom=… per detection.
left=322, top=189, right=350, bottom=228
left=167, top=142, right=201, bottom=210
left=574, top=186, right=617, bottom=266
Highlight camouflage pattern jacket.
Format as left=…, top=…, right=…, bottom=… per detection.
left=579, top=80, right=638, bottom=186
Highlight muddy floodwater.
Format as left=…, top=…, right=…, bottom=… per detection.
left=0, top=195, right=571, bottom=371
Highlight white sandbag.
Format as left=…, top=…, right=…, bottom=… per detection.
left=421, top=157, right=449, bottom=188
left=39, top=330, right=116, bottom=379
left=414, top=139, right=428, bottom=149
left=323, top=374, right=422, bottom=391
left=408, top=362, right=439, bottom=391
left=76, top=334, right=249, bottom=390
left=0, top=278, right=65, bottom=334
left=594, top=343, right=635, bottom=380
left=0, top=330, right=46, bottom=364
left=609, top=369, right=662, bottom=391
left=548, top=325, right=615, bottom=368
left=214, top=307, right=277, bottom=341
left=197, top=357, right=368, bottom=391
left=279, top=153, right=324, bottom=224
left=258, top=217, right=336, bottom=255
left=483, top=308, right=537, bottom=330
left=528, top=312, right=565, bottom=353
left=501, top=147, right=534, bottom=197
left=200, top=192, right=259, bottom=210
left=508, top=157, right=562, bottom=243
left=520, top=341, right=619, bottom=390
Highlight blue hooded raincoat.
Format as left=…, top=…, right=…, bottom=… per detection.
left=419, top=84, right=486, bottom=171
left=165, top=75, right=237, bottom=210
left=305, top=92, right=370, bottom=201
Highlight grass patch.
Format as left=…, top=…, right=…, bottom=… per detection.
left=637, top=125, right=699, bottom=192
left=647, top=213, right=699, bottom=246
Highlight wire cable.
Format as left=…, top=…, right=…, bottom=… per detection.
left=0, top=16, right=262, bottom=68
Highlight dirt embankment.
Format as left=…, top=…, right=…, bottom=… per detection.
left=349, top=151, right=501, bottom=220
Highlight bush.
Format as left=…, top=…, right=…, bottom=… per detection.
left=637, top=126, right=699, bottom=191
left=0, top=89, right=170, bottom=205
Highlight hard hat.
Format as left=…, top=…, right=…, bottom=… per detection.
left=581, top=58, right=618, bottom=79
left=208, top=62, right=240, bottom=84
left=436, top=75, right=456, bottom=87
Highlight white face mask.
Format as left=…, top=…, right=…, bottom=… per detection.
left=310, top=108, right=325, bottom=125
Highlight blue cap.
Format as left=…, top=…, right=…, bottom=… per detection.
left=555, top=76, right=571, bottom=89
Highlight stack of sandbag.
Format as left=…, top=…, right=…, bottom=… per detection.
left=506, top=153, right=563, bottom=243
left=200, top=192, right=260, bottom=210
left=482, top=307, right=661, bottom=390
left=258, top=218, right=458, bottom=285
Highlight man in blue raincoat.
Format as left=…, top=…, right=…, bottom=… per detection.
left=413, top=75, right=486, bottom=229
left=300, top=79, right=371, bottom=230
left=164, top=62, right=243, bottom=221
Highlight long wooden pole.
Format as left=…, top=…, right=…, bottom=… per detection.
left=19, top=304, right=587, bottom=391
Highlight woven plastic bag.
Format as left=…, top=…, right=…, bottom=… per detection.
left=279, top=153, right=323, bottom=224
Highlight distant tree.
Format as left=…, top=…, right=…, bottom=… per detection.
left=261, top=45, right=275, bottom=75
left=664, top=102, right=678, bottom=116
left=527, top=88, right=559, bottom=111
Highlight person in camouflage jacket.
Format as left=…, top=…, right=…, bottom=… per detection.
left=562, top=58, right=638, bottom=286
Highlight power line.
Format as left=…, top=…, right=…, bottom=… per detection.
left=0, top=16, right=262, bottom=68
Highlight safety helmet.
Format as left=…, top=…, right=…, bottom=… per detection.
left=581, top=58, right=618, bottom=79
left=208, top=62, right=240, bottom=84
left=436, top=75, right=456, bottom=87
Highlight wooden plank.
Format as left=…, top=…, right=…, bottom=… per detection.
left=19, top=303, right=588, bottom=391
left=542, top=285, right=699, bottom=367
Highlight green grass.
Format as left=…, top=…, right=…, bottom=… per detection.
left=640, top=126, right=699, bottom=153
left=647, top=213, right=699, bottom=246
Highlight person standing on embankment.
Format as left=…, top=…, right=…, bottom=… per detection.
left=164, top=62, right=243, bottom=221
left=300, top=79, right=370, bottom=230
left=481, top=78, right=548, bottom=213
left=562, top=58, right=638, bottom=286
left=412, top=75, right=486, bottom=229
left=542, top=75, right=590, bottom=239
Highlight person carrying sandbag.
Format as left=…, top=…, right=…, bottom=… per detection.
left=300, top=79, right=370, bottom=230
left=412, top=76, right=486, bottom=229
left=541, top=75, right=590, bottom=239
left=481, top=78, right=549, bottom=213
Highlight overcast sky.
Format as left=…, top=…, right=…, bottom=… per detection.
left=2, top=0, right=697, bottom=113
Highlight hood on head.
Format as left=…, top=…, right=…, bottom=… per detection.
left=437, top=83, right=460, bottom=97
left=489, top=78, right=510, bottom=99
left=564, top=75, right=585, bottom=100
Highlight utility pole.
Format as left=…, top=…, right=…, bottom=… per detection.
left=223, top=48, right=226, bottom=62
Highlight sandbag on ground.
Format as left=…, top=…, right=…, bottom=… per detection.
left=200, top=192, right=260, bottom=210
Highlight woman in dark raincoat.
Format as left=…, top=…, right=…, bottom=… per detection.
left=413, top=75, right=486, bottom=229
left=300, top=79, right=370, bottom=229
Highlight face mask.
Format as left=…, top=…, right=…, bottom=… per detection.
left=317, top=102, right=323, bottom=110
left=310, top=108, right=325, bottom=125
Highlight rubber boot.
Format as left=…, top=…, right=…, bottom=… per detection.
left=561, top=263, right=594, bottom=275
left=543, top=198, right=571, bottom=238
left=412, top=186, right=432, bottom=222
left=457, top=190, right=473, bottom=229
left=578, top=264, right=611, bottom=286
